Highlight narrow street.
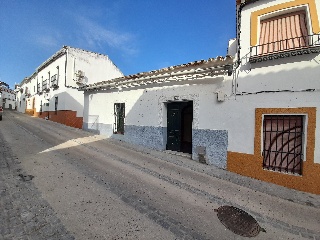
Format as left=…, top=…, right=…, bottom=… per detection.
left=1, top=110, right=320, bottom=240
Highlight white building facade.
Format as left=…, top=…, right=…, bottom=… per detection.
left=81, top=0, right=320, bottom=194
left=0, top=81, right=16, bottom=110
left=82, top=57, right=234, bottom=168
left=227, top=0, right=320, bottom=194
left=16, top=46, right=123, bottom=128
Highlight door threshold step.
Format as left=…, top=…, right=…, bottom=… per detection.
left=165, top=150, right=192, bottom=158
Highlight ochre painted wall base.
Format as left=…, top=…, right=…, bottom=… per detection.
left=25, top=109, right=34, bottom=116
left=227, top=151, right=320, bottom=195
left=228, top=107, right=319, bottom=195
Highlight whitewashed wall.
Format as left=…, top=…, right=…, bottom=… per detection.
left=0, top=89, right=15, bottom=109
left=16, top=88, right=25, bottom=113
left=83, top=0, right=320, bottom=168
left=84, top=75, right=232, bottom=168
left=231, top=0, right=320, bottom=163
left=66, top=48, right=123, bottom=88
left=84, top=77, right=231, bottom=130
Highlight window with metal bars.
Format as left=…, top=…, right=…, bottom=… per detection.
left=42, top=79, right=48, bottom=90
left=262, top=115, right=304, bottom=175
left=37, top=83, right=42, bottom=93
left=51, top=75, right=58, bottom=85
left=114, top=103, right=125, bottom=134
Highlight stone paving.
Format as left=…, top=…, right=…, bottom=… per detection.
left=0, top=132, right=74, bottom=240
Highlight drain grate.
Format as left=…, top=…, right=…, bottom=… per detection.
left=214, top=205, right=266, bottom=237
left=18, top=174, right=34, bottom=182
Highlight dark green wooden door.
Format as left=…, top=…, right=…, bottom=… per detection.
left=167, top=102, right=182, bottom=151
left=167, top=101, right=193, bottom=153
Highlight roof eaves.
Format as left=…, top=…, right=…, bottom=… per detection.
left=82, top=55, right=234, bottom=90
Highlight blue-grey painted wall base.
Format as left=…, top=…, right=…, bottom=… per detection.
left=192, top=129, right=228, bottom=169
left=84, top=123, right=228, bottom=169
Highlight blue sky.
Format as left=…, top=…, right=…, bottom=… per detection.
left=0, top=0, right=236, bottom=89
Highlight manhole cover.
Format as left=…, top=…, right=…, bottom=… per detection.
left=214, top=205, right=266, bottom=237
left=18, top=174, right=34, bottom=182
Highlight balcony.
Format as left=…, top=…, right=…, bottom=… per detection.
left=37, top=84, right=42, bottom=95
left=42, top=80, right=50, bottom=92
left=51, top=74, right=59, bottom=89
left=250, top=34, right=320, bottom=63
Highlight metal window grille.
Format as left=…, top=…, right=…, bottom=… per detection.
left=114, top=103, right=125, bottom=134
left=251, top=34, right=320, bottom=57
left=262, top=115, right=303, bottom=175
left=43, top=79, right=48, bottom=90
left=37, top=83, right=41, bottom=93
left=51, top=75, right=57, bottom=83
left=51, top=74, right=59, bottom=88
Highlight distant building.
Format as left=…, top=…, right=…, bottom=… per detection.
left=16, top=46, right=123, bottom=128
left=80, top=0, right=320, bottom=194
left=0, top=81, right=16, bottom=109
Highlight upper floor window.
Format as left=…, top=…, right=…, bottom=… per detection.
left=25, top=86, right=30, bottom=97
left=42, top=79, right=49, bottom=91
left=48, top=71, right=50, bottom=88
left=51, top=74, right=59, bottom=88
left=37, top=82, right=42, bottom=94
left=259, top=11, right=308, bottom=55
left=250, top=9, right=320, bottom=63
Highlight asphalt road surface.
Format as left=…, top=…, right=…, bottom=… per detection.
left=1, top=110, right=319, bottom=240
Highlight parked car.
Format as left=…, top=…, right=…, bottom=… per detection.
left=0, top=106, right=3, bottom=121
